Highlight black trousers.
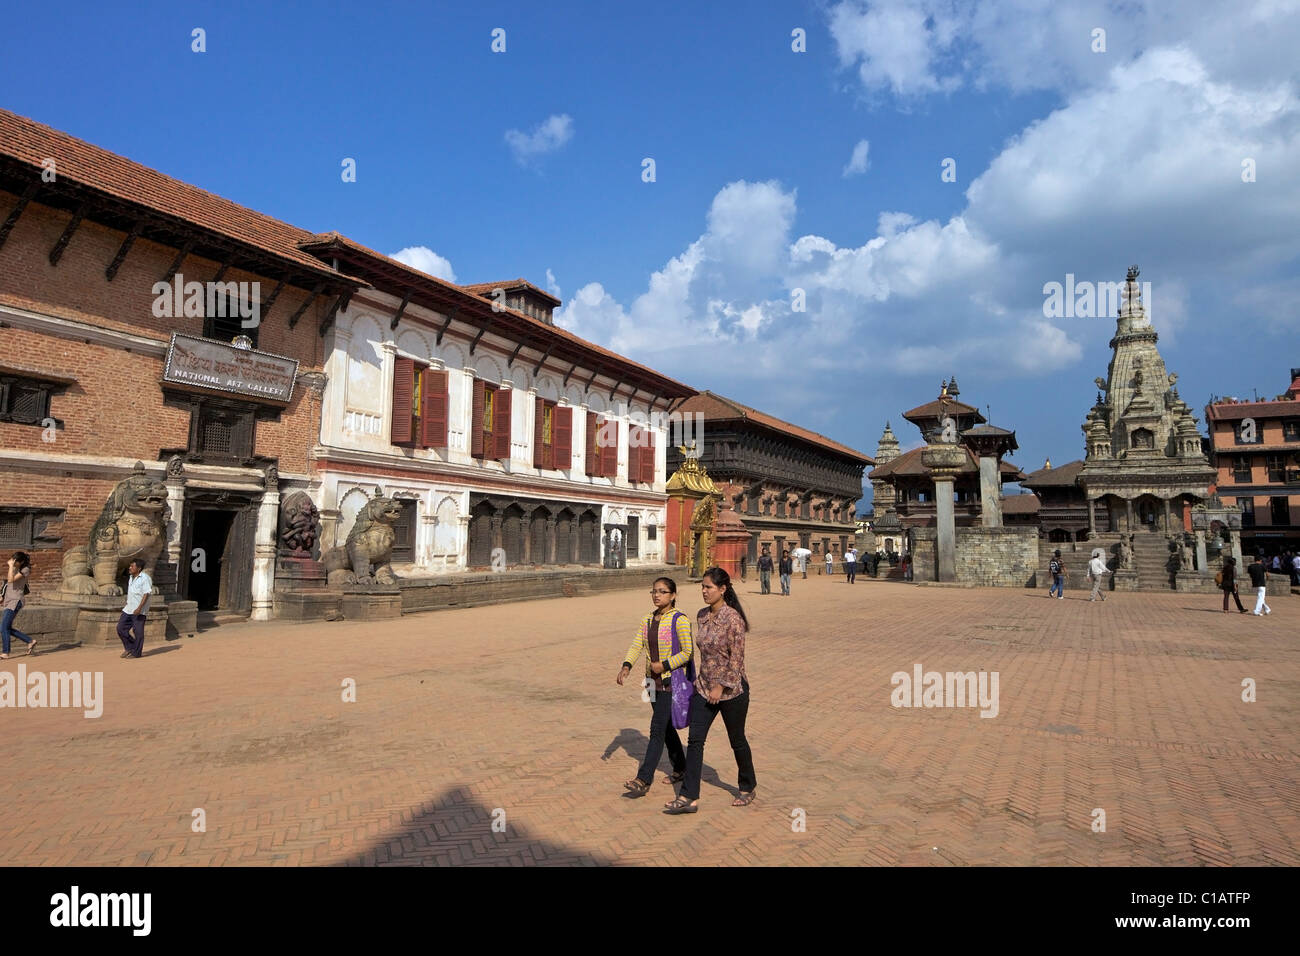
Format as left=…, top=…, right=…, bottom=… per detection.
left=846, top=562, right=856, bottom=582
left=680, top=681, right=756, bottom=801
left=117, top=612, right=146, bottom=657
left=636, top=685, right=685, bottom=783
left=1222, top=587, right=1246, bottom=612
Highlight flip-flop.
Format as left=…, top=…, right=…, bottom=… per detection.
left=26, top=641, right=37, bottom=656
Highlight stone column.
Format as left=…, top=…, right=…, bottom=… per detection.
left=164, top=471, right=187, bottom=574
left=1125, top=498, right=1135, bottom=532
left=319, top=509, right=342, bottom=551
left=250, top=488, right=280, bottom=622
left=1087, top=497, right=1096, bottom=536
left=1162, top=497, right=1172, bottom=532
left=1230, top=529, right=1243, bottom=566
left=922, top=444, right=966, bottom=583
left=419, top=513, right=436, bottom=568
left=546, top=516, right=557, bottom=564
left=978, top=454, right=1002, bottom=527
left=457, top=515, right=470, bottom=570
left=1194, top=529, right=1207, bottom=572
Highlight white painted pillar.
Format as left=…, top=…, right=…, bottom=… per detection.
left=250, top=487, right=280, bottom=621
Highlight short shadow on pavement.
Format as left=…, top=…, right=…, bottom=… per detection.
left=600, top=729, right=736, bottom=799
left=336, top=785, right=618, bottom=866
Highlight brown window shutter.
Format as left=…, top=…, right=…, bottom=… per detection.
left=555, top=406, right=572, bottom=470
left=641, top=430, right=655, bottom=484
left=391, top=357, right=416, bottom=446
left=600, top=418, right=618, bottom=477
left=533, top=397, right=546, bottom=468
left=471, top=379, right=486, bottom=458
left=543, top=403, right=555, bottom=470
left=420, top=368, right=448, bottom=448
left=585, top=411, right=597, bottom=476
left=627, top=427, right=641, bottom=484
left=494, top=388, right=512, bottom=460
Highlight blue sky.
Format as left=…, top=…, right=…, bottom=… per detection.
left=5, top=1, right=1298, bottom=507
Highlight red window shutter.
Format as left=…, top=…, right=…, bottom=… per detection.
left=471, top=379, right=486, bottom=458
left=555, top=406, right=572, bottom=470
left=641, top=431, right=655, bottom=484
left=391, top=357, right=415, bottom=446
left=627, top=427, right=641, bottom=484
left=600, top=418, right=618, bottom=477
left=420, top=368, right=448, bottom=448
left=585, top=411, right=597, bottom=476
left=544, top=403, right=555, bottom=470
left=533, top=397, right=546, bottom=468
left=494, top=388, right=512, bottom=460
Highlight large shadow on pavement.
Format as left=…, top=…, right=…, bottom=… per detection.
left=336, top=786, right=618, bottom=866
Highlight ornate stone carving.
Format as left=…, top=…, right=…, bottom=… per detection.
left=321, top=492, right=403, bottom=587
left=264, top=464, right=279, bottom=489
left=165, top=455, right=185, bottom=478
left=1117, top=534, right=1134, bottom=570
left=60, top=462, right=169, bottom=596
left=279, top=491, right=321, bottom=556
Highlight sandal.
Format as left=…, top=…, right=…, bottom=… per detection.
left=731, top=790, right=757, bottom=807
left=663, top=796, right=698, bottom=815
left=624, top=778, right=650, bottom=797
left=26, top=641, right=37, bottom=657
left=663, top=770, right=685, bottom=785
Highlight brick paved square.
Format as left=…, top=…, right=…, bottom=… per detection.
left=1, top=576, right=1296, bottom=866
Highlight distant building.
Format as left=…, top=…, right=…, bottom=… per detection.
left=1204, top=369, right=1300, bottom=553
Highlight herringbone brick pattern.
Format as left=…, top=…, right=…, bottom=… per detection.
left=0, top=577, right=1295, bottom=866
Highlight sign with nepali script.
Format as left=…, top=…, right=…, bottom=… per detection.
left=162, top=333, right=298, bottom=403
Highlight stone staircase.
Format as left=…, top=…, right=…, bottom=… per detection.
left=1130, top=532, right=1177, bottom=590
left=1038, top=541, right=1096, bottom=587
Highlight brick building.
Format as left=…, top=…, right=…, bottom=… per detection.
left=0, top=108, right=359, bottom=619
left=663, top=391, right=872, bottom=566
left=1205, top=368, right=1300, bottom=554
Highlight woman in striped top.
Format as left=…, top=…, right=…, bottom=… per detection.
left=617, top=577, right=694, bottom=797
left=664, top=566, right=757, bottom=814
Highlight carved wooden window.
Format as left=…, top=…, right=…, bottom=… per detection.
left=529, top=510, right=548, bottom=564
left=0, top=507, right=63, bottom=549
left=626, top=516, right=639, bottom=558
left=0, top=374, right=60, bottom=426
left=390, top=499, right=417, bottom=563
left=555, top=510, right=574, bottom=564
left=578, top=511, right=598, bottom=563
left=195, top=402, right=254, bottom=462
left=502, top=507, right=525, bottom=565
left=534, top=401, right=568, bottom=471
left=586, top=413, right=616, bottom=477
left=392, top=360, right=448, bottom=450
left=1232, top=456, right=1253, bottom=483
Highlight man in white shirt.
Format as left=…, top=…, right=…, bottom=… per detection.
left=845, top=547, right=858, bottom=583
left=1087, top=551, right=1110, bottom=602
left=116, top=558, right=153, bottom=659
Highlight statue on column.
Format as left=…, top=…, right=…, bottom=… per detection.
left=59, top=463, right=170, bottom=596
left=1117, top=534, right=1134, bottom=570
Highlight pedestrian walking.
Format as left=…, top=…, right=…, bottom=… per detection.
left=793, top=546, right=811, bottom=579
left=824, top=550, right=834, bottom=576
left=845, top=547, right=857, bottom=583
left=1291, top=551, right=1300, bottom=587
left=664, top=567, right=756, bottom=814
left=1048, top=549, right=1067, bottom=599
left=617, top=577, right=695, bottom=797
left=116, top=558, right=152, bottom=659
left=1247, top=553, right=1271, bottom=616
left=1087, top=549, right=1110, bottom=602
left=1217, top=556, right=1247, bottom=613
left=779, top=549, right=793, bottom=596
left=757, top=547, right=773, bottom=595
left=902, top=552, right=913, bottom=581
left=1, top=551, right=37, bottom=659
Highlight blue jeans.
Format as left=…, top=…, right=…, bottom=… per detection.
left=759, top=569, right=771, bottom=594
left=846, top=561, right=856, bottom=582
left=779, top=573, right=791, bottom=594
left=1049, top=574, right=1064, bottom=597
left=2, top=605, right=33, bottom=654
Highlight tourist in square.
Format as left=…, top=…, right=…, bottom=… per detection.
left=665, top=566, right=756, bottom=814
left=779, top=549, right=793, bottom=595
left=617, top=577, right=694, bottom=798
left=1, top=551, right=37, bottom=659
left=902, top=552, right=913, bottom=581
left=1048, top=549, right=1066, bottom=599
left=757, top=546, right=773, bottom=595
left=845, top=546, right=857, bottom=583
left=1218, top=556, right=1247, bottom=613
left=1247, top=553, right=1271, bottom=616
left=824, top=550, right=834, bottom=576
left=117, top=558, right=152, bottom=659
left=1087, top=549, right=1110, bottom=602
left=793, top=545, right=811, bottom=579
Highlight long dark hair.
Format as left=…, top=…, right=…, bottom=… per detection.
left=653, top=576, right=678, bottom=608
left=702, top=566, right=748, bottom=631
left=11, top=551, right=31, bottom=572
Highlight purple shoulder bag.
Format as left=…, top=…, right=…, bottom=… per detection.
left=667, top=611, right=695, bottom=729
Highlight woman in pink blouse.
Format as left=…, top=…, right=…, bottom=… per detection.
left=664, top=566, right=757, bottom=814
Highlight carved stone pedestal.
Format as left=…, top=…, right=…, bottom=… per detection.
left=165, top=599, right=198, bottom=639
left=275, top=553, right=326, bottom=590
left=274, top=589, right=341, bottom=621
left=1175, top=571, right=1210, bottom=593
left=65, top=595, right=171, bottom=647
left=339, top=587, right=402, bottom=621
left=1112, top=569, right=1140, bottom=592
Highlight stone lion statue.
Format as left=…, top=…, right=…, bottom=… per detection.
left=61, top=463, right=169, bottom=596
left=321, top=494, right=404, bottom=587
left=279, top=491, right=321, bottom=556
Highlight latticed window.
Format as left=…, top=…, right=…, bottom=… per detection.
left=0, top=375, right=56, bottom=425
left=191, top=402, right=254, bottom=462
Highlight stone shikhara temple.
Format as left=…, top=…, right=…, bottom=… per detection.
left=871, top=267, right=1285, bottom=593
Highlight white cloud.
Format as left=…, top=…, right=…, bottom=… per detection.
left=545, top=268, right=562, bottom=301
left=843, top=139, right=871, bottom=177
left=505, top=114, right=574, bottom=165
left=389, top=246, right=456, bottom=282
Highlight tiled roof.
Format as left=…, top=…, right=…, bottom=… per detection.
left=1205, top=398, right=1300, bottom=421
left=461, top=279, right=561, bottom=306
left=0, top=108, right=352, bottom=281
left=902, top=397, right=986, bottom=423
left=671, top=391, right=873, bottom=463
left=1000, top=494, right=1041, bottom=514
left=300, top=233, right=694, bottom=396
left=869, top=445, right=1024, bottom=479
left=1022, top=459, right=1086, bottom=487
